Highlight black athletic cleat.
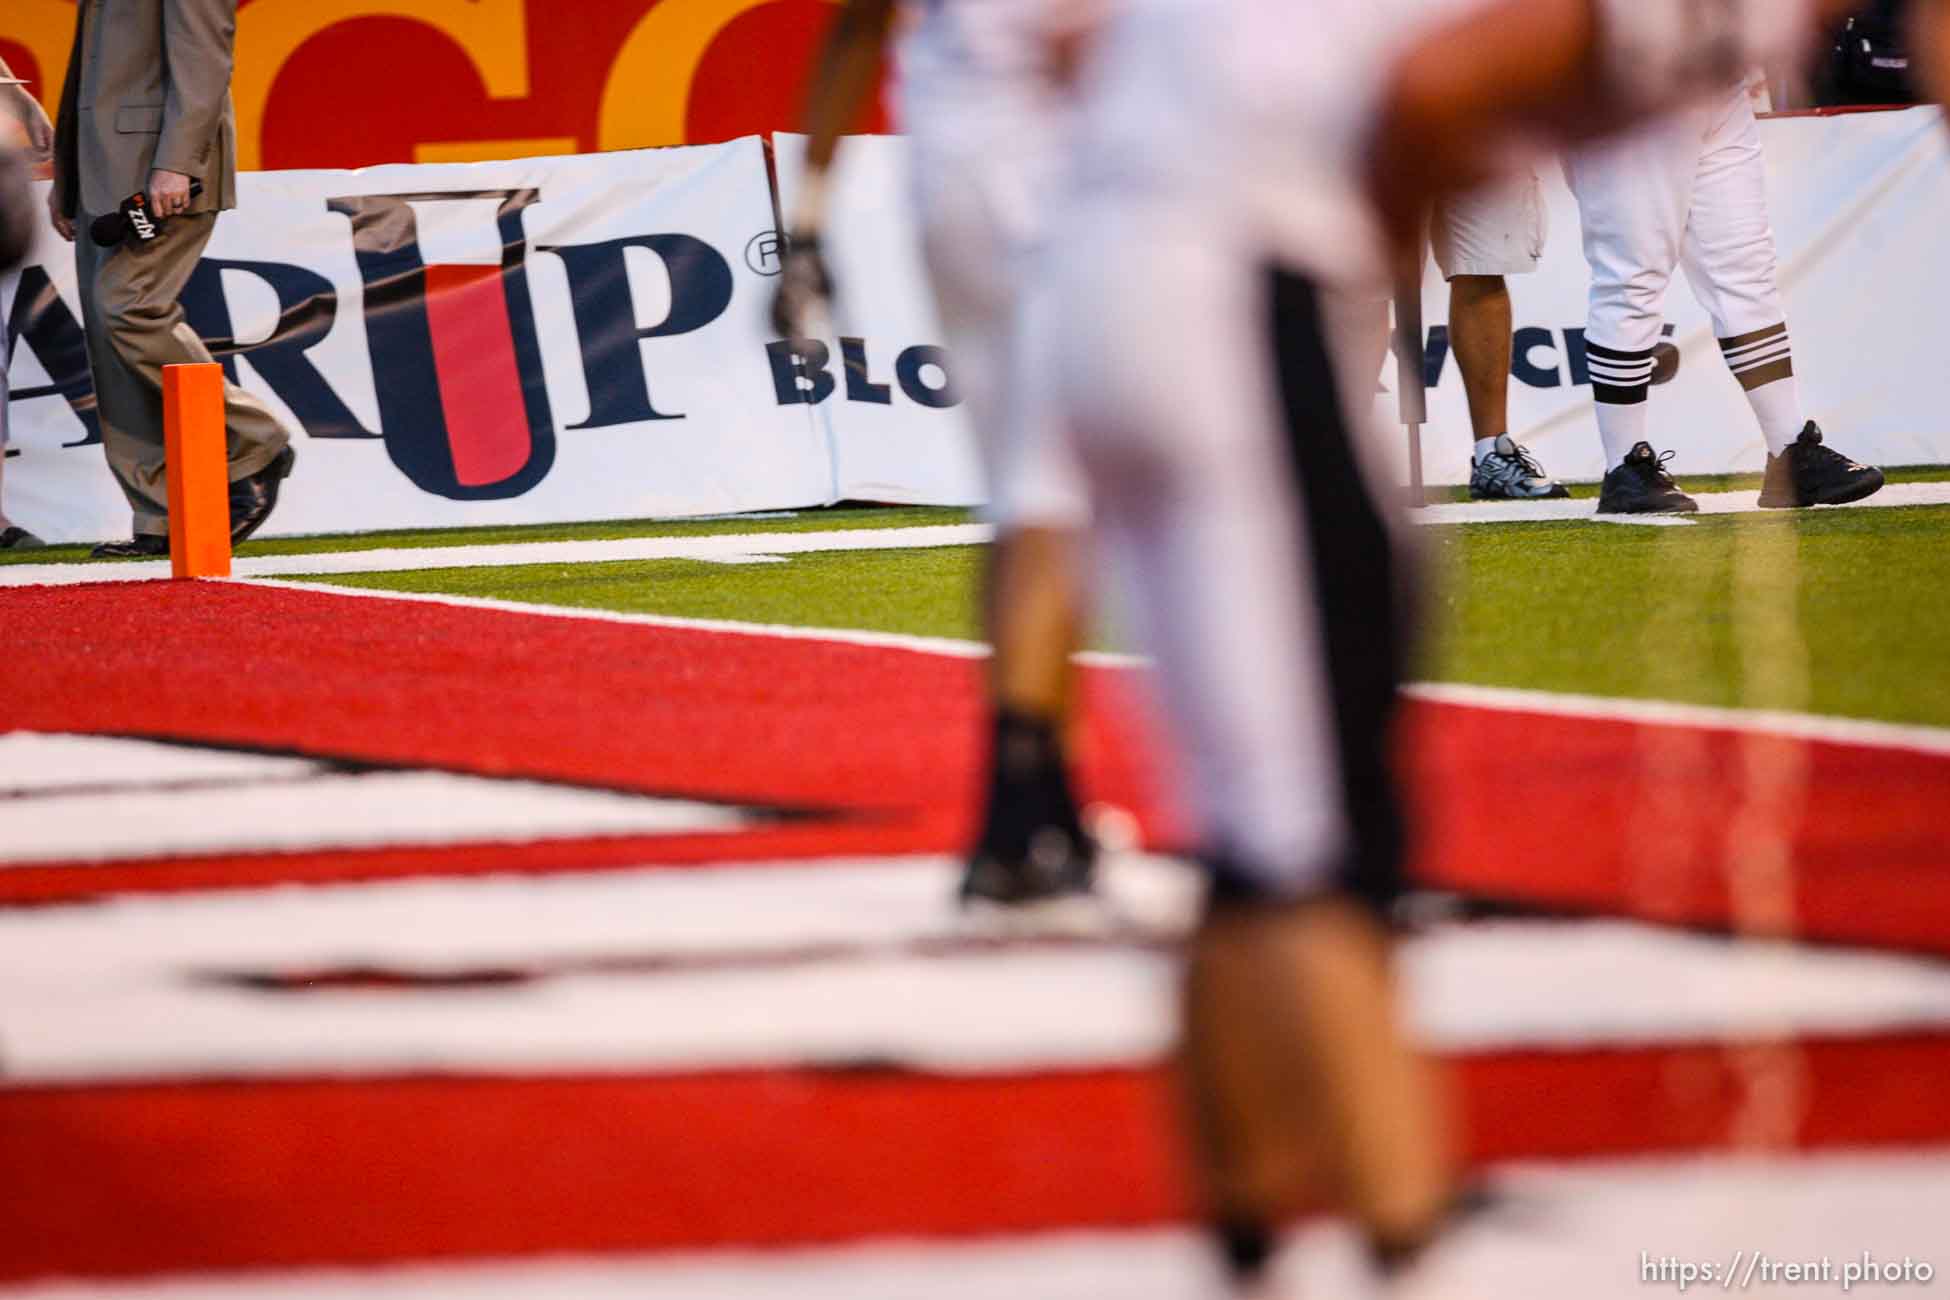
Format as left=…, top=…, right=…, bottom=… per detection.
left=960, top=709, right=1096, bottom=906
left=1597, top=441, right=1698, bottom=515
left=1757, top=422, right=1885, bottom=508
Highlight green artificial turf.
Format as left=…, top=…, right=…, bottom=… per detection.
left=304, top=504, right=1950, bottom=729
left=1425, top=504, right=1950, bottom=726
left=0, top=504, right=974, bottom=567
left=12, top=464, right=1948, bottom=568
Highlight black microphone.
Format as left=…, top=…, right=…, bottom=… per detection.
left=90, top=180, right=205, bottom=247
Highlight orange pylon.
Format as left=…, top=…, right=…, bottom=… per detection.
left=163, top=363, right=231, bottom=579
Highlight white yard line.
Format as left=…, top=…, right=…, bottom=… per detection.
left=250, top=574, right=1007, bottom=659
left=3, top=478, right=1946, bottom=589
left=0, top=733, right=756, bottom=867
left=243, top=576, right=1153, bottom=669
left=0, top=524, right=995, bottom=588
left=247, top=580, right=1950, bottom=752
left=1405, top=681, right=1950, bottom=757
left=1412, top=478, right=1950, bottom=525
left=4, top=509, right=1942, bottom=746
left=4, top=1153, right=1950, bottom=1299
left=4, top=848, right=1950, bottom=1081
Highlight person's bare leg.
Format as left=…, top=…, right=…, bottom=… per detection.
left=984, top=525, right=1085, bottom=719
left=1180, top=911, right=1331, bottom=1277
left=1449, top=274, right=1512, bottom=446
left=1180, top=895, right=1457, bottom=1278
left=1452, top=272, right=1566, bottom=499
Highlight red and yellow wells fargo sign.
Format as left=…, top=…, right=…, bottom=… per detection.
left=0, top=0, right=883, bottom=170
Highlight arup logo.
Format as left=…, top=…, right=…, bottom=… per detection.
left=325, top=189, right=557, bottom=501
left=13, top=192, right=967, bottom=503
left=745, top=230, right=784, bottom=276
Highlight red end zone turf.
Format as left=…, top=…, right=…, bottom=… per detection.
left=2, top=579, right=1945, bottom=952
left=4, top=1036, right=1950, bottom=1280
left=4, top=579, right=1950, bottom=1285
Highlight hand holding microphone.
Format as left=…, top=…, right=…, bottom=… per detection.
left=91, top=173, right=204, bottom=247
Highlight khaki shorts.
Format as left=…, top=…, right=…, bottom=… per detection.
left=1432, top=169, right=1548, bottom=280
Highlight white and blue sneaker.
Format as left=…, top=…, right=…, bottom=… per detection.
left=1470, top=435, right=1569, bottom=500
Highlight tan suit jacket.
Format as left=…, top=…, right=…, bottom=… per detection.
left=53, top=0, right=240, bottom=220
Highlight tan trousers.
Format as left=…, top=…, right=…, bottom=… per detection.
left=74, top=211, right=290, bottom=537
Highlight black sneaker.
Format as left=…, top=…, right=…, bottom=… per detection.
left=960, top=709, right=1096, bottom=906
left=1469, top=434, right=1569, bottom=500
left=1757, top=422, right=1885, bottom=508
left=1597, top=442, right=1698, bottom=515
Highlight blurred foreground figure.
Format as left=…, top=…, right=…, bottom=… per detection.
left=1050, top=0, right=1852, bottom=1293
left=1918, top=0, right=1950, bottom=110
left=779, top=0, right=1101, bottom=909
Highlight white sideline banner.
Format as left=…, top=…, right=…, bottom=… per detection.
left=6, top=112, right=1947, bottom=544
left=1402, top=106, right=1950, bottom=485
left=771, top=133, right=985, bottom=507
left=1, top=139, right=837, bottom=543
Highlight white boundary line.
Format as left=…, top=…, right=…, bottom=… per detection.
left=0, top=524, right=995, bottom=589
left=1411, top=479, right=1950, bottom=525
left=5, top=510, right=1942, bottom=753
left=242, top=575, right=1150, bottom=671
left=249, top=579, right=1950, bottom=755
left=245, top=576, right=998, bottom=659
left=6, top=477, right=1947, bottom=589
left=1406, top=681, right=1950, bottom=758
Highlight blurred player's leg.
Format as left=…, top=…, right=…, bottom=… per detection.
left=1059, top=216, right=1453, bottom=1290
left=983, top=269, right=1092, bottom=777
left=911, top=124, right=1096, bottom=907
left=1435, top=176, right=1566, bottom=500
left=777, top=0, right=1096, bottom=907
left=1566, top=116, right=1703, bottom=514
left=1677, top=87, right=1884, bottom=508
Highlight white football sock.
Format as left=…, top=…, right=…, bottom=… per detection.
left=1595, top=400, right=1649, bottom=471
left=1745, top=376, right=1805, bottom=457
left=1473, top=436, right=1499, bottom=464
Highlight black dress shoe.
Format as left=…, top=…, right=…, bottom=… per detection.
left=91, top=534, right=170, bottom=558
left=229, top=445, right=297, bottom=544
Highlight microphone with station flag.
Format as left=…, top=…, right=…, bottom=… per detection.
left=90, top=180, right=205, bottom=247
